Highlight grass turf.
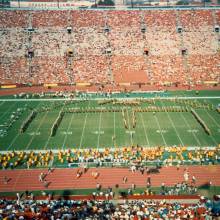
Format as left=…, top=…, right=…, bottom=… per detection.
left=0, top=186, right=219, bottom=199
left=0, top=90, right=219, bottom=151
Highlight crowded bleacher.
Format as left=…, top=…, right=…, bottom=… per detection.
left=0, top=8, right=220, bottom=219
left=0, top=9, right=219, bottom=87
left=0, top=197, right=216, bottom=219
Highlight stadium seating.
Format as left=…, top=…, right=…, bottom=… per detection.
left=0, top=198, right=212, bottom=219
left=179, top=10, right=213, bottom=30
left=0, top=9, right=219, bottom=87
left=32, top=11, right=68, bottom=27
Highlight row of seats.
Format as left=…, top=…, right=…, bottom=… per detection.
left=0, top=29, right=218, bottom=57
left=0, top=199, right=212, bottom=219
left=0, top=9, right=219, bottom=85
left=1, top=10, right=217, bottom=28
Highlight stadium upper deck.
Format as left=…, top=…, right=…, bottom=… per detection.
left=0, top=8, right=219, bottom=88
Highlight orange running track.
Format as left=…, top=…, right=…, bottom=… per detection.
left=0, top=165, right=220, bottom=192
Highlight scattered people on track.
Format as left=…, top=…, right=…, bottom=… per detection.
left=123, top=176, right=128, bottom=184
left=39, top=172, right=44, bottom=182
left=76, top=169, right=83, bottom=179
left=184, top=169, right=189, bottom=182
left=92, top=171, right=99, bottom=179
left=3, top=176, right=9, bottom=184
left=192, top=175, right=196, bottom=185
left=47, top=167, right=53, bottom=175
left=96, top=182, right=101, bottom=191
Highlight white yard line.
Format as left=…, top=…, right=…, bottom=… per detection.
left=0, top=102, right=17, bottom=121
left=6, top=102, right=42, bottom=151
left=140, top=114, right=150, bottom=146
left=179, top=113, right=201, bottom=146
left=44, top=103, right=67, bottom=150
left=0, top=101, right=5, bottom=107
left=196, top=110, right=218, bottom=145
left=154, top=114, right=167, bottom=146
left=167, top=114, right=184, bottom=146
left=204, top=109, right=220, bottom=128
left=210, top=135, right=218, bottom=146
left=6, top=133, right=20, bottom=151
left=159, top=100, right=184, bottom=146
left=113, top=111, right=116, bottom=146
left=126, top=108, right=133, bottom=146
left=25, top=107, right=52, bottom=151
left=97, top=111, right=102, bottom=148
left=79, top=101, right=90, bottom=149
left=43, top=133, right=53, bottom=151
left=61, top=103, right=78, bottom=149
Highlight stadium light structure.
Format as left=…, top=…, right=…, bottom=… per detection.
left=214, top=25, right=220, bottom=33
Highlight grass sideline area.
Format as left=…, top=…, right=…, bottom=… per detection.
left=0, top=90, right=219, bottom=151
left=0, top=186, right=219, bottom=199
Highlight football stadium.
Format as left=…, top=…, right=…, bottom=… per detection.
left=0, top=3, right=220, bottom=219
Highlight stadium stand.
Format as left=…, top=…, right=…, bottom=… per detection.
left=0, top=199, right=213, bottom=219
left=32, top=11, right=68, bottom=27
left=0, top=9, right=219, bottom=88
left=0, top=8, right=220, bottom=218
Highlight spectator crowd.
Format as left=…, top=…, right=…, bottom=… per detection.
left=0, top=197, right=215, bottom=219
left=0, top=9, right=219, bottom=86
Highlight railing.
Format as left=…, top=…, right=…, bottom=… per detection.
left=54, top=158, right=220, bottom=168
left=1, top=2, right=220, bottom=9
left=2, top=157, right=220, bottom=170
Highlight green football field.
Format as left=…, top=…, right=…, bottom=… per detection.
left=0, top=90, right=219, bottom=151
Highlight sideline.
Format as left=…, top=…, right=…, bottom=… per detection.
left=0, top=96, right=220, bottom=101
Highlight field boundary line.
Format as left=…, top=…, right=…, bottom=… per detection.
left=0, top=96, right=220, bottom=102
